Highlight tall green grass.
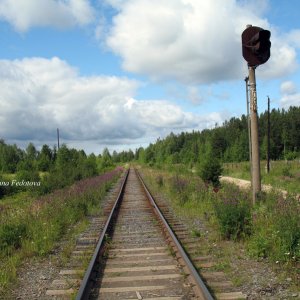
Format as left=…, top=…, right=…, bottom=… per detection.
left=248, top=192, right=300, bottom=262
left=0, top=168, right=122, bottom=294
left=141, top=166, right=300, bottom=264
left=213, top=184, right=252, bottom=240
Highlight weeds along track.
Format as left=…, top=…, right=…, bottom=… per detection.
left=46, top=168, right=245, bottom=299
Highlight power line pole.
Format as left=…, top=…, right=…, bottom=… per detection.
left=57, top=128, right=60, bottom=149
left=245, top=76, right=252, bottom=182
left=267, top=96, right=270, bottom=173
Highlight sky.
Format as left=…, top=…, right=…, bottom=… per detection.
left=0, top=0, right=300, bottom=155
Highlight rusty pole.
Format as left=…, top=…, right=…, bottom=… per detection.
left=248, top=66, right=261, bottom=204
left=245, top=76, right=252, bottom=183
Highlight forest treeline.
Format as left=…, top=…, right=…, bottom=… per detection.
left=1, top=106, right=299, bottom=194
left=0, top=141, right=118, bottom=197
left=134, top=106, right=300, bottom=166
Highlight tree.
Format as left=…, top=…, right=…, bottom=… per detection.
left=198, top=156, right=223, bottom=187
left=26, top=143, right=38, bottom=160
left=37, top=144, right=53, bottom=171
left=83, top=153, right=98, bottom=176
left=210, top=129, right=227, bottom=160
left=0, top=143, right=23, bottom=173
left=99, top=148, right=113, bottom=169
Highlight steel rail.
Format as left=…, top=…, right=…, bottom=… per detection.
left=75, top=169, right=129, bottom=300
left=136, top=169, right=214, bottom=300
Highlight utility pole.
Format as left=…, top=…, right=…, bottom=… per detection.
left=57, top=128, right=60, bottom=149
left=248, top=66, right=261, bottom=203
left=241, top=24, right=271, bottom=204
left=267, top=96, right=270, bottom=173
left=245, top=76, right=252, bottom=182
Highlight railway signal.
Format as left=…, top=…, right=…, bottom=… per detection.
left=242, top=26, right=271, bottom=66
left=241, top=25, right=271, bottom=204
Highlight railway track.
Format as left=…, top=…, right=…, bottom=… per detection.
left=46, top=168, right=246, bottom=299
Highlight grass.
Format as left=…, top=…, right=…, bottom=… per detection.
left=213, top=260, right=231, bottom=272
left=167, top=245, right=177, bottom=258
left=0, top=191, right=34, bottom=217
left=191, top=229, right=201, bottom=238
left=0, top=168, right=123, bottom=296
left=60, top=219, right=90, bottom=265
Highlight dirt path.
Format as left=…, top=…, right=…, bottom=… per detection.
left=220, top=176, right=300, bottom=200
left=220, top=176, right=286, bottom=194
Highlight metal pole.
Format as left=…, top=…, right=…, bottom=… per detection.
left=245, top=77, right=252, bottom=181
left=267, top=96, right=270, bottom=173
left=248, top=66, right=261, bottom=204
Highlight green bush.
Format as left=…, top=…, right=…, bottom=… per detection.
left=0, top=174, right=18, bottom=198
left=271, top=196, right=300, bottom=261
left=248, top=194, right=300, bottom=262
left=0, top=223, right=28, bottom=251
left=285, top=151, right=298, bottom=161
left=15, top=170, right=40, bottom=182
left=213, top=186, right=252, bottom=240
left=247, top=205, right=273, bottom=258
left=198, top=157, right=223, bottom=187
left=281, top=165, right=293, bottom=177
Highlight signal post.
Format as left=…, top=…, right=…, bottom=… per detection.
left=248, top=66, right=261, bottom=204
left=241, top=25, right=271, bottom=204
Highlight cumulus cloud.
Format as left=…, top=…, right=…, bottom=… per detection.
left=0, top=0, right=95, bottom=32
left=280, top=93, right=300, bottom=108
left=280, top=81, right=297, bottom=95
left=286, top=29, right=300, bottom=48
left=105, top=0, right=298, bottom=84
left=0, top=57, right=217, bottom=150
left=279, top=80, right=300, bottom=108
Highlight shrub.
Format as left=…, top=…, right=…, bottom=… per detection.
left=282, top=165, right=292, bottom=178
left=14, top=170, right=40, bottom=192
left=0, top=223, right=28, bottom=251
left=247, top=232, right=271, bottom=258
left=0, top=174, right=12, bottom=198
left=213, top=185, right=252, bottom=240
left=198, top=157, right=223, bottom=187
left=284, top=151, right=298, bottom=161
left=248, top=193, right=300, bottom=262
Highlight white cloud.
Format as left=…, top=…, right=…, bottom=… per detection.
left=280, top=81, right=297, bottom=95
left=286, top=29, right=300, bottom=48
left=106, top=0, right=298, bottom=84
left=280, top=93, right=300, bottom=108
left=279, top=80, right=300, bottom=108
left=0, top=57, right=218, bottom=151
left=0, top=0, right=95, bottom=32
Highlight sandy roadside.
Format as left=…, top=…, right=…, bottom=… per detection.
left=220, top=176, right=300, bottom=200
